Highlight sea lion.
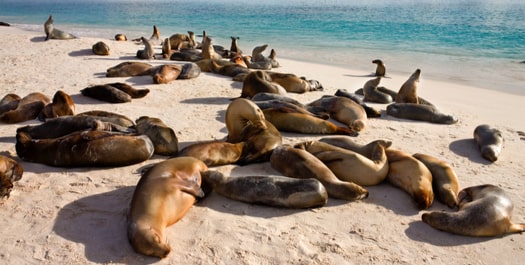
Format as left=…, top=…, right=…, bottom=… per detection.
left=105, top=82, right=150, bottom=98
left=201, top=36, right=223, bottom=61
left=251, top=44, right=269, bottom=62
left=362, top=77, right=393, bottom=103
left=229, top=36, right=242, bottom=54
left=318, top=136, right=393, bottom=156
left=135, top=116, right=178, bottom=156
left=473, top=124, right=503, bottom=162
left=106, top=61, right=153, bottom=77
left=413, top=153, right=460, bottom=208
left=170, top=48, right=203, bottom=62
left=115, top=34, right=127, bottom=41
left=16, top=130, right=154, bottom=167
left=255, top=99, right=328, bottom=120
left=209, top=59, right=249, bottom=78
left=92, top=41, right=110, bottom=56
left=372, top=59, right=386, bottom=77
left=0, top=92, right=51, bottom=124
left=169, top=31, right=196, bottom=50
left=236, top=119, right=282, bottom=165
left=148, top=25, right=162, bottom=46
left=178, top=62, right=201, bottom=79
left=354, top=87, right=434, bottom=106
left=162, top=38, right=171, bottom=58
left=78, top=110, right=135, bottom=128
left=136, top=37, right=155, bottom=59
left=243, top=55, right=272, bottom=70
left=0, top=22, right=11, bottom=27
left=0, top=94, right=22, bottom=115
left=266, top=72, right=323, bottom=93
left=128, top=157, right=206, bottom=258
left=268, top=49, right=280, bottom=68
left=396, top=69, right=421, bottom=103
left=386, top=103, right=458, bottom=124
left=240, top=71, right=286, bottom=99
left=38, top=90, right=75, bottom=121
left=422, top=184, right=525, bottom=237
left=270, top=144, right=369, bottom=201
left=307, top=96, right=368, bottom=132
left=333, top=89, right=382, bottom=118
left=225, top=98, right=266, bottom=143
left=201, top=171, right=328, bottom=208
left=151, top=64, right=183, bottom=84
left=385, top=148, right=434, bottom=210
left=0, top=155, right=24, bottom=198
left=44, top=15, right=76, bottom=40
left=295, top=140, right=390, bottom=186
left=81, top=84, right=132, bottom=103
left=177, top=141, right=245, bottom=167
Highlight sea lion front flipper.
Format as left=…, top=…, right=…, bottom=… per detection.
left=172, top=178, right=205, bottom=198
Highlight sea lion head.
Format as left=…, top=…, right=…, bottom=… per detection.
left=128, top=223, right=171, bottom=259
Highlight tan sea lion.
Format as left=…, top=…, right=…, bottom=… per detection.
left=16, top=130, right=154, bottom=167
left=92, top=41, right=110, bottom=55
left=81, top=84, right=132, bottom=103
left=396, top=69, right=421, bottom=103
left=177, top=141, right=245, bottom=167
left=362, top=77, right=393, bottom=103
left=270, top=144, right=368, bottom=201
left=473, top=124, right=503, bottom=162
left=240, top=71, right=286, bottom=99
left=151, top=64, right=182, bottom=84
left=255, top=99, right=328, bottom=120
left=413, top=153, right=460, bottom=208
left=201, top=171, right=328, bottom=208
left=0, top=92, right=51, bottom=124
left=266, top=72, right=323, bottom=93
left=38, top=90, right=75, bottom=121
left=128, top=157, right=206, bottom=258
left=386, top=103, right=458, bottom=124
left=295, top=140, right=390, bottom=186
left=318, top=136, right=392, bottom=156
left=236, top=119, right=282, bottom=165
left=372, top=59, right=386, bottom=77
left=385, top=148, right=434, bottom=210
left=0, top=94, right=22, bottom=115
left=135, top=116, right=178, bottom=156
left=333, top=89, right=382, bottom=118
left=115, top=33, right=127, bottom=41
left=225, top=98, right=266, bottom=143
left=162, top=38, right=171, bottom=58
left=148, top=25, right=162, bottom=46
left=0, top=155, right=24, bottom=198
left=201, top=36, right=223, bottom=61
left=136, top=37, right=155, bottom=59
left=307, top=96, right=368, bottom=132
left=44, top=15, right=76, bottom=40
left=422, top=184, right=525, bottom=237
left=106, top=61, right=153, bottom=77
left=168, top=31, right=196, bottom=50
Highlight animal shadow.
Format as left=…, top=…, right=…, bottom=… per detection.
left=69, top=49, right=93, bottom=57
left=449, top=138, right=491, bottom=164
left=405, top=220, right=495, bottom=246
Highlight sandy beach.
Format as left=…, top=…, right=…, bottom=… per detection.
left=0, top=25, right=524, bottom=265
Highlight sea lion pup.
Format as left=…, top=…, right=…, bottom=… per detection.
left=473, top=124, right=504, bottom=162
left=307, top=96, right=368, bottom=132
left=422, top=184, right=525, bottom=237
left=266, top=72, right=323, bottom=93
left=396, top=69, right=421, bottom=103
left=92, top=41, right=110, bottom=56
left=177, top=141, right=245, bottom=167
left=151, top=64, right=183, bottom=84
left=362, top=77, right=393, bottom=103
left=413, top=153, right=460, bottom=208
left=372, top=59, right=386, bottom=77
left=202, top=171, right=328, bottom=208
left=270, top=144, right=369, bottom=201
left=44, top=15, right=76, bottom=40
left=0, top=155, right=24, bottom=199
left=295, top=140, right=390, bottom=186
left=0, top=94, right=21, bottom=115
left=148, top=25, right=162, bottom=46
left=38, top=90, right=75, bottom=121
left=225, top=98, right=266, bottom=143
left=0, top=92, right=51, bottom=124
left=16, top=130, right=154, bottom=167
left=81, top=84, right=132, bottom=103
left=386, top=103, right=458, bottom=124
left=229, top=36, right=242, bottom=54
left=115, top=33, right=127, bottom=41
left=169, top=31, right=196, bottom=50
left=262, top=107, right=358, bottom=136
left=385, top=148, right=434, bottom=210
left=209, top=59, right=249, bottom=78
left=136, top=37, right=155, bottom=59
left=201, top=36, right=223, bottom=61
left=106, top=61, right=153, bottom=77
left=78, top=110, right=135, bottom=128
left=161, top=38, right=171, bottom=58
left=135, top=116, right=178, bottom=156
left=178, top=62, right=201, bottom=79
left=128, top=157, right=206, bottom=258
left=240, top=71, right=286, bottom=99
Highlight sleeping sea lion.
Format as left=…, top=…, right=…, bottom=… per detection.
left=38, top=90, right=75, bottom=121
left=81, top=84, right=132, bottom=103
left=0, top=92, right=50, bottom=124
left=473, top=124, right=503, bottom=162
left=386, top=103, right=458, bottom=124
left=307, top=96, right=368, bottom=132
left=106, top=61, right=153, bottom=77
left=177, top=141, right=245, bottom=167
left=151, top=64, right=182, bottom=84
left=135, top=116, right=178, bottom=156
left=0, top=155, right=24, bottom=198
left=92, top=41, right=110, bottom=56
left=240, top=71, right=285, bottom=99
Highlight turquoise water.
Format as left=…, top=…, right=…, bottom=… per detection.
left=1, top=0, right=524, bottom=94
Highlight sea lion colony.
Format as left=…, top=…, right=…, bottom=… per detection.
left=0, top=18, right=522, bottom=259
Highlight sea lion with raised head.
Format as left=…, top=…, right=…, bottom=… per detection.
left=0, top=155, right=24, bottom=198
left=307, top=95, right=368, bottom=132
left=135, top=116, right=178, bottom=156
left=177, top=141, right=245, bottom=167
left=0, top=92, right=51, bottom=124
left=136, top=37, right=155, bottom=59
left=106, top=61, right=153, bottom=77
left=270, top=144, right=369, bottom=201
left=162, top=38, right=172, bottom=58
left=422, top=184, right=525, bottom=237
left=92, top=41, right=110, bottom=56
left=386, top=103, right=458, bottom=124
left=148, top=25, right=162, bottom=46
left=396, top=69, right=421, bottom=104
left=44, top=15, right=76, bottom=40
left=268, top=49, right=280, bottom=68
left=473, top=124, right=503, bottom=162
left=362, top=77, right=393, bottom=103
left=201, top=36, right=223, bottom=61
left=240, top=71, right=286, bottom=99
left=128, top=157, right=206, bottom=258
left=201, top=171, right=328, bottom=208
left=372, top=59, right=386, bottom=77
left=38, top=90, right=75, bottom=121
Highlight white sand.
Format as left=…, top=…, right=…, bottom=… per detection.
left=1, top=25, right=524, bottom=265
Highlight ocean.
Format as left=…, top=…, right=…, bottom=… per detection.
left=1, top=0, right=524, bottom=95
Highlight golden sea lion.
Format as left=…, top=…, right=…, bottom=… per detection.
left=225, top=98, right=266, bottom=143
left=270, top=144, right=369, bottom=201
left=318, top=136, right=392, bottom=156
left=201, top=36, right=222, bottom=61
left=151, top=64, right=183, bottom=84
left=38, top=90, right=75, bottom=121
left=135, top=116, right=178, bottom=156
left=106, top=61, right=153, bottom=77
left=44, top=15, right=76, bottom=40
left=0, top=155, right=24, bottom=198
left=266, top=72, right=323, bottom=93
left=92, top=41, right=110, bottom=56
left=307, top=96, right=368, bottom=132
left=115, top=33, right=127, bottom=41
left=396, top=69, right=421, bottom=103
left=168, top=31, right=196, bottom=50
left=422, top=184, right=525, bottom=237
left=128, top=157, right=206, bottom=258
left=0, top=92, right=51, bottom=124
left=474, top=124, right=503, bottom=162
left=333, top=89, right=382, bottom=118
left=413, top=153, right=460, bottom=208
left=177, top=141, right=245, bottom=167
left=209, top=59, right=249, bottom=78
left=268, top=48, right=280, bottom=68
left=136, top=37, right=155, bottom=59
left=362, top=77, right=393, bottom=103
left=240, top=71, right=286, bottom=99
left=372, top=59, right=386, bottom=77
left=201, top=171, right=328, bottom=208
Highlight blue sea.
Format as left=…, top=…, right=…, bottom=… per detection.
left=1, top=0, right=524, bottom=95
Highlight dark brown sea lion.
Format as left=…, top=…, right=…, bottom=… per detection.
left=266, top=72, right=323, bottom=93
left=240, top=71, right=286, bottom=99
left=362, top=77, right=393, bottom=103
left=151, top=64, right=182, bottom=84
left=92, top=41, right=110, bottom=56
left=128, top=157, right=206, bottom=258
left=0, top=94, right=22, bottom=115
left=385, top=148, right=434, bottom=210
left=135, top=116, right=178, bottom=156
left=209, top=59, right=249, bottom=78
left=201, top=171, right=328, bottom=208
left=333, top=89, right=382, bottom=118
left=136, top=37, right=155, bottom=59
left=105, top=82, right=150, bottom=98
left=372, top=59, right=386, bottom=77
left=16, top=130, right=154, bottom=167
left=0, top=155, right=24, bottom=199
left=473, top=124, right=504, bottom=162
left=177, top=141, right=245, bottom=167
left=270, top=144, right=369, bottom=201
left=307, top=96, right=368, bottom=132
left=178, top=62, right=201, bottom=79
left=396, top=69, right=421, bottom=103
left=0, top=22, right=10, bottom=27
left=422, top=184, right=525, bottom=237
left=413, top=153, right=460, bottom=208
left=78, top=110, right=135, bottom=128
left=229, top=36, right=242, bottom=54
left=44, top=15, right=76, bottom=40
left=0, top=92, right=51, bottom=124
left=38, top=90, right=75, bottom=121
left=81, top=84, right=132, bottom=103
left=115, top=34, right=127, bottom=41
left=106, top=61, right=153, bottom=77
left=386, top=103, right=458, bottom=124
